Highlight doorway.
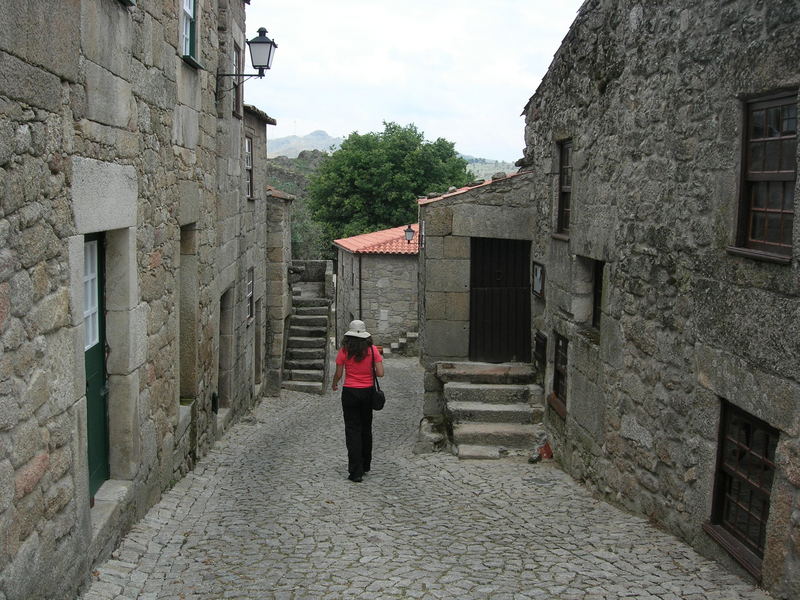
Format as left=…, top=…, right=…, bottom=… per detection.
left=84, top=233, right=109, bottom=498
left=469, top=237, right=531, bottom=363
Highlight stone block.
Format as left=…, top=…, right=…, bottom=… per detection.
left=84, top=60, right=133, bottom=128
left=105, top=227, right=138, bottom=311
left=600, top=315, right=624, bottom=369
left=424, top=236, right=444, bottom=259
left=423, top=206, right=453, bottom=236
left=108, top=371, right=140, bottom=480
left=172, top=104, right=199, bottom=149
left=81, top=0, right=132, bottom=79
left=11, top=418, right=43, bottom=469
left=0, top=458, right=12, bottom=512
left=425, top=291, right=446, bottom=320
left=106, top=303, right=148, bottom=375
left=14, top=451, right=49, bottom=500
left=443, top=235, right=470, bottom=259
left=424, top=320, right=468, bottom=359
left=423, top=391, right=443, bottom=417
left=451, top=204, right=535, bottom=239
left=27, top=289, right=70, bottom=336
left=0, top=46, right=63, bottom=114
left=72, top=157, right=137, bottom=234
left=569, top=369, right=605, bottom=442
left=445, top=292, right=469, bottom=321
left=426, top=259, right=469, bottom=293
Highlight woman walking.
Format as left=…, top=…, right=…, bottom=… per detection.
left=331, top=320, right=384, bottom=482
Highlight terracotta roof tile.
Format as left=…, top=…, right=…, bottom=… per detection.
left=334, top=224, right=419, bottom=255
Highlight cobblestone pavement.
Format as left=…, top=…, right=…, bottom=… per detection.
left=81, top=357, right=771, bottom=600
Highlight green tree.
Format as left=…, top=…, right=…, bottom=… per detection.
left=307, top=122, right=471, bottom=242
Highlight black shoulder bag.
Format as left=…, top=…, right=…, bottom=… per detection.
left=371, top=346, right=385, bottom=411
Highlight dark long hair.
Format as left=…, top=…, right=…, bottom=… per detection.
left=342, top=335, right=373, bottom=361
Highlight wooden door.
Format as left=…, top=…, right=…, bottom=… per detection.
left=469, top=237, right=531, bottom=363
left=84, top=234, right=109, bottom=498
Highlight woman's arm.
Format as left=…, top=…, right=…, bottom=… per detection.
left=375, top=361, right=384, bottom=378
left=332, top=364, right=344, bottom=391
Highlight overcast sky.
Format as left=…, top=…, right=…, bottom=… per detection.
left=243, top=1, right=585, bottom=163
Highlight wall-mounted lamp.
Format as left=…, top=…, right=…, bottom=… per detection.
left=404, top=225, right=415, bottom=244
left=218, top=27, right=277, bottom=83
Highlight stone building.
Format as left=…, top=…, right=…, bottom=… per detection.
left=0, top=1, right=290, bottom=598
left=334, top=224, right=419, bottom=350
left=418, top=0, right=798, bottom=596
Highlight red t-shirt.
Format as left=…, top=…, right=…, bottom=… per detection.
left=336, top=346, right=383, bottom=388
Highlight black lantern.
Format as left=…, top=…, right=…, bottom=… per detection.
left=248, top=27, right=277, bottom=77
left=404, top=225, right=415, bottom=244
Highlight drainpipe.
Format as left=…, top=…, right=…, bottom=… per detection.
left=358, top=254, right=363, bottom=319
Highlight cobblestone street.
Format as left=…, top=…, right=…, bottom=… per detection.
left=81, top=357, right=771, bottom=600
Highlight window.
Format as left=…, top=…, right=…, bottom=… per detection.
left=549, top=333, right=568, bottom=418
left=181, top=0, right=197, bottom=60
left=557, top=139, right=572, bottom=234
left=83, top=240, right=100, bottom=350
left=705, top=401, right=779, bottom=579
left=592, top=260, right=604, bottom=329
left=532, top=262, right=545, bottom=298
left=233, top=44, right=243, bottom=116
left=245, top=136, right=253, bottom=198
left=738, top=94, right=796, bottom=257
left=246, top=268, right=254, bottom=320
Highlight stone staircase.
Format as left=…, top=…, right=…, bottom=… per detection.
left=438, top=362, right=544, bottom=459
left=282, top=282, right=330, bottom=394
left=382, top=331, right=419, bottom=357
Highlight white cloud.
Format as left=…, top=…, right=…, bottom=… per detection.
left=244, top=1, right=584, bottom=161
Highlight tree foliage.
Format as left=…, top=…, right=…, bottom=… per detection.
left=307, top=122, right=471, bottom=241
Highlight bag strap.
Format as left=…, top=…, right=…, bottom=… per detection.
left=371, top=346, right=381, bottom=391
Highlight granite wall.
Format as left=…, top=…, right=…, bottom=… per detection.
left=519, top=1, right=799, bottom=596
left=336, top=251, right=418, bottom=347
left=0, top=1, right=286, bottom=598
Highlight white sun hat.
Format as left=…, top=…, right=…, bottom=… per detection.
left=344, top=319, right=371, bottom=338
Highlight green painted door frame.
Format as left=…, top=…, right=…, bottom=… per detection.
left=84, top=233, right=109, bottom=499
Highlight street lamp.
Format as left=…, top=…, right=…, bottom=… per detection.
left=404, top=225, right=415, bottom=244
left=247, top=27, right=278, bottom=77
left=217, top=26, right=277, bottom=82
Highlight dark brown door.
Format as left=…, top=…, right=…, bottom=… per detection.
left=469, top=237, right=531, bottom=363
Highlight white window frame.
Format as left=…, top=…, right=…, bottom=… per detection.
left=182, top=0, right=196, bottom=58
left=246, top=267, right=254, bottom=320
left=245, top=136, right=253, bottom=198
left=84, top=240, right=100, bottom=350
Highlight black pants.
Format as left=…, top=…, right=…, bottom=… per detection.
left=341, top=387, right=373, bottom=477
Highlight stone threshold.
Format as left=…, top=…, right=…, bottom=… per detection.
left=89, top=479, right=134, bottom=566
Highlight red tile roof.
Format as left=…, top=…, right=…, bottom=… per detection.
left=334, top=224, right=419, bottom=255
left=266, top=185, right=295, bottom=201
left=417, top=171, right=525, bottom=206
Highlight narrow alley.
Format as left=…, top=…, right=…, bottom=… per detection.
left=81, top=358, right=771, bottom=600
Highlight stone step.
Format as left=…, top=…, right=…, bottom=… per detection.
left=281, top=380, right=324, bottom=394
left=295, top=305, right=328, bottom=316
left=447, top=401, right=540, bottom=424
left=290, top=314, right=328, bottom=327
left=456, top=444, right=502, bottom=460
left=289, top=325, right=327, bottom=337
left=286, top=336, right=326, bottom=349
left=284, top=369, right=324, bottom=382
left=444, top=382, right=542, bottom=405
left=288, top=347, right=326, bottom=360
left=285, top=358, right=324, bottom=371
left=452, top=422, right=538, bottom=449
left=293, top=297, right=330, bottom=308
left=437, top=362, right=536, bottom=385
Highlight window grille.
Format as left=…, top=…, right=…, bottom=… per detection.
left=740, top=94, right=796, bottom=256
